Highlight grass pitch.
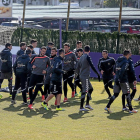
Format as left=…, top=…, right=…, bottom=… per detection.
left=0, top=79, right=140, bottom=140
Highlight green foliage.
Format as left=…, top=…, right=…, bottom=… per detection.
left=11, top=28, right=140, bottom=55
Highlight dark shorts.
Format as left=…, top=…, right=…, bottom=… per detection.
left=80, top=76, right=93, bottom=93
left=51, top=81, right=62, bottom=95
left=113, top=82, right=130, bottom=94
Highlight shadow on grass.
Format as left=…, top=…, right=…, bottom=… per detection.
left=92, top=99, right=109, bottom=105
left=106, top=111, right=132, bottom=120
left=133, top=102, right=140, bottom=110
left=68, top=111, right=94, bottom=120
left=3, top=105, right=25, bottom=112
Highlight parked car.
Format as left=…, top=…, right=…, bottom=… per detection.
left=1, top=21, right=19, bottom=27
left=122, top=25, right=140, bottom=34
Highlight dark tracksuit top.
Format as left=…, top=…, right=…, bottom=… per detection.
left=51, top=56, right=63, bottom=82
left=45, top=55, right=57, bottom=84
left=13, top=54, right=30, bottom=75
left=0, top=48, right=12, bottom=74
left=127, top=58, right=137, bottom=83
left=16, top=49, right=25, bottom=59
left=115, top=56, right=129, bottom=83
left=30, top=55, right=50, bottom=76
left=63, top=51, right=77, bottom=72
left=98, top=56, right=116, bottom=80
left=76, top=53, right=99, bottom=78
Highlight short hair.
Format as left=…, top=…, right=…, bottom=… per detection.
left=77, top=48, right=83, bottom=52
left=77, top=41, right=82, bottom=45
left=5, top=43, right=12, bottom=48
left=102, top=50, right=108, bottom=53
left=59, top=48, right=64, bottom=55
left=51, top=47, right=57, bottom=51
left=48, top=41, right=54, bottom=46
left=64, top=43, right=70, bottom=47
left=27, top=44, right=33, bottom=49
left=26, top=49, right=32, bottom=55
left=84, top=45, right=90, bottom=52
left=41, top=46, right=47, bottom=50
left=123, top=50, right=130, bottom=56
left=20, top=42, right=26, bottom=48
left=31, top=39, right=37, bottom=44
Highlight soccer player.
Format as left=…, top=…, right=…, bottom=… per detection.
left=0, top=43, right=13, bottom=98
left=31, top=39, right=38, bottom=54
left=63, top=43, right=77, bottom=102
left=28, top=46, right=50, bottom=109
left=16, top=42, right=26, bottom=59
left=133, top=55, right=140, bottom=101
left=74, top=48, right=83, bottom=97
left=44, top=47, right=57, bottom=101
left=105, top=50, right=138, bottom=113
left=42, top=49, right=65, bottom=111
left=73, top=41, right=82, bottom=55
left=122, top=52, right=137, bottom=110
left=11, top=50, right=32, bottom=105
left=98, top=50, right=116, bottom=99
left=75, top=45, right=100, bottom=111
left=45, top=42, right=54, bottom=57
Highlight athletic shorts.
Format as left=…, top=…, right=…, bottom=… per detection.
left=113, top=82, right=130, bottom=94
left=51, top=81, right=62, bottom=95
left=80, top=77, right=93, bottom=93
left=129, top=82, right=136, bottom=90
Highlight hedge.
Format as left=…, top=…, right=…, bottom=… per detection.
left=11, top=28, right=140, bottom=55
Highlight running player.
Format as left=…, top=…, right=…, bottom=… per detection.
left=63, top=43, right=77, bottom=102
left=0, top=43, right=13, bottom=98
left=75, top=45, right=100, bottom=111
left=28, top=46, right=50, bottom=109
left=42, top=49, right=65, bottom=111
left=98, top=50, right=116, bottom=99
left=105, top=50, right=138, bottom=113
left=43, top=47, right=57, bottom=101
left=11, top=50, right=32, bottom=105
left=74, top=48, right=83, bottom=97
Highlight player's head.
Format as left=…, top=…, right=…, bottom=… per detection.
left=77, top=41, right=82, bottom=49
left=27, top=44, right=33, bottom=51
left=84, top=45, right=90, bottom=53
left=51, top=47, right=57, bottom=56
left=48, top=41, right=54, bottom=48
left=77, top=48, right=83, bottom=57
left=102, top=50, right=108, bottom=59
left=31, top=39, right=37, bottom=48
left=20, top=42, right=26, bottom=51
left=123, top=50, right=131, bottom=59
left=26, top=49, right=32, bottom=57
left=59, top=48, right=65, bottom=58
left=5, top=43, right=12, bottom=50
left=40, top=46, right=47, bottom=56
left=64, top=43, right=70, bottom=53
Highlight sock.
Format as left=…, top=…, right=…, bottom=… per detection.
left=130, top=89, right=136, bottom=100
left=80, top=92, right=86, bottom=108
left=126, top=93, right=133, bottom=111
left=43, top=101, right=47, bottom=104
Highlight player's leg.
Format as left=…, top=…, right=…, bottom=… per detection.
left=129, top=83, right=137, bottom=101
left=103, top=79, right=112, bottom=98
left=8, top=78, right=12, bottom=96
left=63, top=73, right=68, bottom=101
left=105, top=83, right=120, bottom=113
left=0, top=79, right=4, bottom=99
left=121, top=83, right=138, bottom=113
left=67, top=71, right=75, bottom=97
left=11, top=75, right=20, bottom=104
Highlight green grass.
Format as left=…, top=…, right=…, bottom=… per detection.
left=0, top=79, right=140, bottom=140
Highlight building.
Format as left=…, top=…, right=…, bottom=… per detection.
left=14, top=0, right=101, bottom=7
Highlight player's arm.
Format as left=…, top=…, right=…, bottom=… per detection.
left=73, top=53, right=78, bottom=70
left=98, top=59, right=102, bottom=72
left=53, top=60, right=63, bottom=74
left=87, top=55, right=99, bottom=76
left=134, top=60, right=140, bottom=68
left=13, top=59, right=17, bottom=75
left=129, top=60, right=137, bottom=81
left=7, top=53, right=12, bottom=73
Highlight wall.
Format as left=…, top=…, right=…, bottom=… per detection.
left=89, top=52, right=140, bottom=82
